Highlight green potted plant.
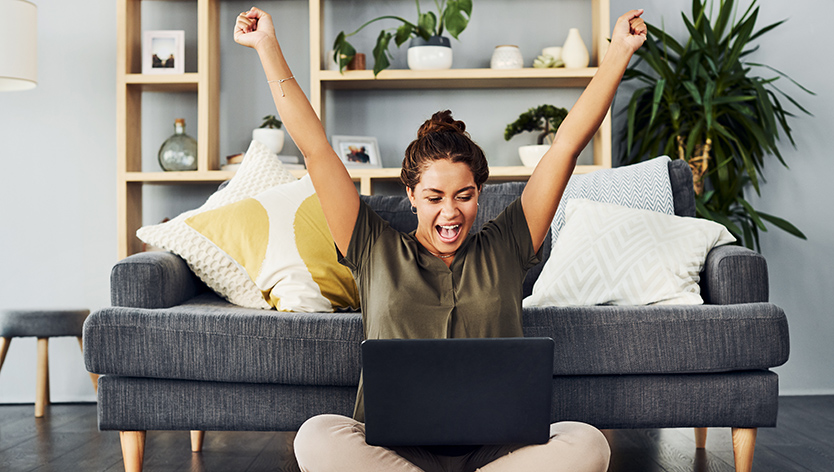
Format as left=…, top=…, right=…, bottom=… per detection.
left=252, top=114, right=284, bottom=155
left=621, top=0, right=813, bottom=250
left=505, top=104, right=568, bottom=167
left=332, top=0, right=472, bottom=76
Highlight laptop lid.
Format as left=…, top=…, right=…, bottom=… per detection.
left=361, top=337, right=554, bottom=447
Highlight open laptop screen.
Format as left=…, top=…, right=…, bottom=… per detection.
left=362, top=337, right=554, bottom=447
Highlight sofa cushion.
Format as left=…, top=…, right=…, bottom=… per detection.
left=84, top=294, right=788, bottom=383
left=523, top=303, right=789, bottom=375
left=185, top=175, right=360, bottom=312
left=136, top=140, right=296, bottom=309
left=550, top=156, right=675, bottom=246
left=524, top=199, right=736, bottom=307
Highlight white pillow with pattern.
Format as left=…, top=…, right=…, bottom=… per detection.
left=525, top=199, right=735, bottom=307
left=137, top=140, right=296, bottom=309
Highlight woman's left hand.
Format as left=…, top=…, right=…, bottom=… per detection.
left=611, top=9, right=647, bottom=54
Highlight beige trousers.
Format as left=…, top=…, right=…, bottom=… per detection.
left=294, top=414, right=610, bottom=472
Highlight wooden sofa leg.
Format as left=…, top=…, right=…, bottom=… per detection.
left=0, top=337, right=10, bottom=372
left=732, top=427, right=757, bottom=472
left=191, top=430, right=205, bottom=452
left=694, top=427, right=708, bottom=449
left=120, top=431, right=147, bottom=472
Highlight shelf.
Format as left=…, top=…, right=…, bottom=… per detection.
left=317, top=67, right=598, bottom=90
left=122, top=73, right=200, bottom=92
left=122, top=165, right=603, bottom=184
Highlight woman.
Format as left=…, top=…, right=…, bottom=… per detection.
left=235, top=7, right=646, bottom=471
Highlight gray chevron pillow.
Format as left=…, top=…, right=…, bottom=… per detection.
left=551, top=156, right=674, bottom=247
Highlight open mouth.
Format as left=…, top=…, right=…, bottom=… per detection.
left=436, top=224, right=462, bottom=243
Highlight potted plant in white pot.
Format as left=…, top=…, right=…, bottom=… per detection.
left=505, top=105, right=568, bottom=167
left=332, top=0, right=472, bottom=76
left=252, top=115, right=284, bottom=155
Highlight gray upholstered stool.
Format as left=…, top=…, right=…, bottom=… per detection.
left=0, top=309, right=99, bottom=417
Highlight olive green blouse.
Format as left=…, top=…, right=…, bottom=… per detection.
left=338, top=197, right=542, bottom=421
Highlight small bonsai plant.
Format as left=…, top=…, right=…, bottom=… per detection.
left=260, top=115, right=283, bottom=129
left=504, top=105, right=569, bottom=145
left=332, top=0, right=473, bottom=76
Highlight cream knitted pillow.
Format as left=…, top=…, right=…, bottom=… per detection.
left=136, top=140, right=297, bottom=308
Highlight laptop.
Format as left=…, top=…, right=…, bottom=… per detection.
left=361, top=337, right=554, bottom=447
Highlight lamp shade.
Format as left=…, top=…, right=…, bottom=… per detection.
left=0, top=0, right=37, bottom=91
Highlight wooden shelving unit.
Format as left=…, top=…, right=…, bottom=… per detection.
left=116, top=0, right=611, bottom=259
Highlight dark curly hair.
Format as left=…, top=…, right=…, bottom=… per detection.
left=401, top=110, right=489, bottom=190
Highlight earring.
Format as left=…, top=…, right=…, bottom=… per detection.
left=411, top=206, right=417, bottom=215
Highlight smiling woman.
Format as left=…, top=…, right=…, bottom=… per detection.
left=403, top=111, right=487, bottom=264
left=235, top=4, right=647, bottom=470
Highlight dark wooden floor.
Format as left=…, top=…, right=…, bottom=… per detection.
left=1, top=396, right=832, bottom=471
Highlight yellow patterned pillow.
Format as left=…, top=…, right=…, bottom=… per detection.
left=185, top=175, right=360, bottom=312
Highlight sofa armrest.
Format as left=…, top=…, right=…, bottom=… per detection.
left=111, top=251, right=204, bottom=308
left=701, top=245, right=769, bottom=304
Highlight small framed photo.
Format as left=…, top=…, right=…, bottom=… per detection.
left=332, top=135, right=382, bottom=168
left=143, top=30, right=185, bottom=74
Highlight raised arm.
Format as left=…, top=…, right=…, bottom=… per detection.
left=235, top=7, right=359, bottom=254
left=521, top=10, right=647, bottom=252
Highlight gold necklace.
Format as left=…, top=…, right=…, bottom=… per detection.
left=427, top=250, right=456, bottom=259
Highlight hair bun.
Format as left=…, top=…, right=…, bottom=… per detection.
left=417, top=110, right=467, bottom=138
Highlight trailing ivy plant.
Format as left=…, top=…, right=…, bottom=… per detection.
left=332, top=0, right=472, bottom=76
left=621, top=0, right=813, bottom=250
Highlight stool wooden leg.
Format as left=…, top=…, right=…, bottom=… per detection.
left=0, top=337, right=11, bottom=372
left=76, top=337, right=99, bottom=393
left=732, top=427, right=757, bottom=472
left=120, top=431, right=146, bottom=472
left=35, top=337, right=50, bottom=418
left=694, top=427, right=708, bottom=449
left=191, top=430, right=205, bottom=452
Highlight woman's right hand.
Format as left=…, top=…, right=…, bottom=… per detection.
left=234, top=7, right=276, bottom=51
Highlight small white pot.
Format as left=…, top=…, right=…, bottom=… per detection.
left=518, top=144, right=550, bottom=167
left=408, top=36, right=453, bottom=70
left=490, top=45, right=523, bottom=69
left=252, top=128, right=284, bottom=155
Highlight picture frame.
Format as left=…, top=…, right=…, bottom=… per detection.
left=331, top=135, right=382, bottom=168
left=143, top=30, right=185, bottom=74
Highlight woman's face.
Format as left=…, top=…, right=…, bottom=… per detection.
left=407, top=159, right=480, bottom=256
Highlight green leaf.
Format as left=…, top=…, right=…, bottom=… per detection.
left=418, top=12, right=437, bottom=37
left=758, top=211, right=808, bottom=239
left=332, top=32, right=356, bottom=73
left=395, top=23, right=414, bottom=47
left=443, top=0, right=471, bottom=39
left=649, top=79, right=666, bottom=128
left=737, top=197, right=767, bottom=231
left=372, top=30, right=393, bottom=76
left=683, top=81, right=703, bottom=105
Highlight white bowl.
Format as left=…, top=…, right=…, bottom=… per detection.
left=407, top=46, right=453, bottom=70
left=518, top=144, right=550, bottom=167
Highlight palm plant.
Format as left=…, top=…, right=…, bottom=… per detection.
left=621, top=0, right=813, bottom=250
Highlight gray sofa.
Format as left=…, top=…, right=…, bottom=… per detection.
left=84, top=159, right=789, bottom=471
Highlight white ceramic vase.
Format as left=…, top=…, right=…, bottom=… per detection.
left=518, top=144, right=550, bottom=167
left=561, top=28, right=589, bottom=68
left=408, top=36, right=453, bottom=70
left=252, top=128, right=284, bottom=155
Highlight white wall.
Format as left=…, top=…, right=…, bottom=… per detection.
left=0, top=0, right=830, bottom=403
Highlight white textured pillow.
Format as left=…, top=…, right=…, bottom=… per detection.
left=136, top=140, right=297, bottom=309
left=525, top=199, right=736, bottom=307
left=552, top=155, right=674, bottom=246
